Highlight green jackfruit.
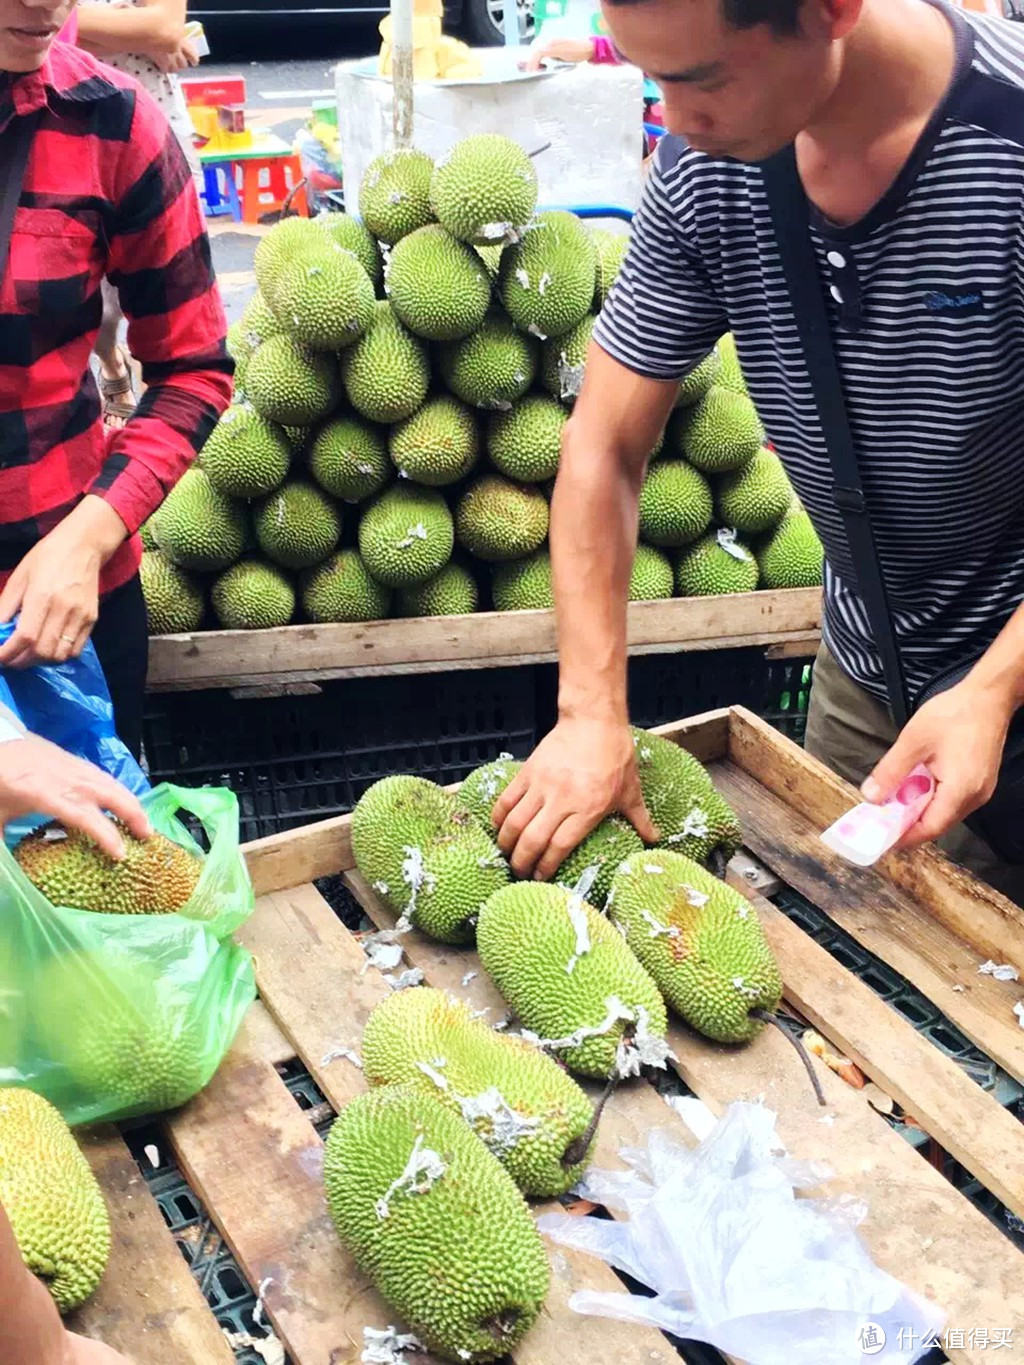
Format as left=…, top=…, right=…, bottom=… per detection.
left=358, top=485, right=454, bottom=587
left=238, top=290, right=280, bottom=352
left=638, top=460, right=713, bottom=548
left=675, top=347, right=722, bottom=408
left=675, top=529, right=759, bottom=597
left=342, top=302, right=430, bottom=424
left=140, top=551, right=204, bottom=635
left=683, top=386, right=763, bottom=473
left=456, top=475, right=548, bottom=562
left=632, top=727, right=742, bottom=866
left=309, top=415, right=390, bottom=502
left=313, top=211, right=383, bottom=284
left=254, top=480, right=341, bottom=570
left=476, top=242, right=504, bottom=280
left=389, top=395, right=479, bottom=486
left=540, top=314, right=596, bottom=406
left=591, top=227, right=628, bottom=309
left=491, top=549, right=553, bottom=611
left=439, top=310, right=537, bottom=410
left=323, top=1084, right=549, bottom=1363
left=361, top=988, right=595, bottom=1196
left=283, top=424, right=310, bottom=451
left=385, top=225, right=491, bottom=340
left=351, top=775, right=509, bottom=943
left=155, top=468, right=246, bottom=572
left=608, top=850, right=783, bottom=1043
left=139, top=516, right=159, bottom=550
left=456, top=755, right=522, bottom=829
left=301, top=549, right=392, bottom=623
left=252, top=216, right=327, bottom=299
left=629, top=544, right=674, bottom=601
left=226, top=321, right=252, bottom=389
left=269, top=245, right=375, bottom=351
left=430, top=133, right=538, bottom=246
left=554, top=815, right=645, bottom=908
left=716, top=447, right=792, bottom=533
left=0, top=1088, right=110, bottom=1313
left=488, top=395, right=566, bottom=483
left=211, top=559, right=296, bottom=630
left=245, top=335, right=342, bottom=427
left=500, top=210, right=597, bottom=340
left=756, top=507, right=823, bottom=589
left=200, top=403, right=291, bottom=498
left=717, top=331, right=747, bottom=395
left=359, top=148, right=435, bottom=245
left=13, top=820, right=202, bottom=915
left=397, top=560, right=479, bottom=617
left=477, top=882, right=669, bottom=1079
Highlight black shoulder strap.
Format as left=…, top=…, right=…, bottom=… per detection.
left=760, top=143, right=911, bottom=727
left=0, top=111, right=41, bottom=284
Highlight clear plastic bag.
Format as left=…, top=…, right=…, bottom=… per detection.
left=537, top=1102, right=946, bottom=1364
left=0, top=784, right=256, bottom=1126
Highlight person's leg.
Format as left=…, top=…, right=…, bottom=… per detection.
left=90, top=575, right=149, bottom=762
left=95, top=281, right=138, bottom=430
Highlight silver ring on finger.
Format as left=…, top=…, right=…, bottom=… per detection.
left=59, top=634, right=76, bottom=644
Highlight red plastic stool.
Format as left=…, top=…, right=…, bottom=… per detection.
left=239, top=152, right=308, bottom=224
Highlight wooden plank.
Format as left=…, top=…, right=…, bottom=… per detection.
left=72, top=1128, right=234, bottom=1365
left=713, top=758, right=1024, bottom=1084
left=146, top=590, right=823, bottom=692
left=727, top=706, right=1024, bottom=974
left=649, top=707, right=731, bottom=762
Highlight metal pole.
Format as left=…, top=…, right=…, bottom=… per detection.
left=391, top=0, right=415, bottom=148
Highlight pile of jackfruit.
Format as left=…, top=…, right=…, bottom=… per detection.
left=140, top=130, right=824, bottom=639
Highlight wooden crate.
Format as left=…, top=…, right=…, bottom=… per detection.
left=145, top=589, right=822, bottom=692
left=70, top=707, right=1024, bottom=1365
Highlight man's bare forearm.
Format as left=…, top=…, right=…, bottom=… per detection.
left=962, top=597, right=1024, bottom=715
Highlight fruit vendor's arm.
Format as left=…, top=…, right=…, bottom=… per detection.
left=76, top=0, right=189, bottom=61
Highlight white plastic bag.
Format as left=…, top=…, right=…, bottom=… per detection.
left=537, top=1101, right=946, bottom=1364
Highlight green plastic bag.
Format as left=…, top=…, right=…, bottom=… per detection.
left=0, top=784, right=256, bottom=1126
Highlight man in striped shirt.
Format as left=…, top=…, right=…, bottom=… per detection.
left=496, top=0, right=1024, bottom=901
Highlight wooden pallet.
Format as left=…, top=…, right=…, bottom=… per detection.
left=70, top=707, right=1024, bottom=1365
left=145, top=588, right=822, bottom=692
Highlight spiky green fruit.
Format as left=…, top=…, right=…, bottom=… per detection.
left=591, top=227, right=628, bottom=309
left=488, top=395, right=566, bottom=483
left=351, top=775, right=509, bottom=943
left=385, top=225, right=491, bottom=341
left=269, top=246, right=375, bottom=351
left=430, top=134, right=538, bottom=246
left=553, top=815, right=645, bottom=908
left=477, top=882, right=669, bottom=1079
left=313, top=211, right=383, bottom=283
left=211, top=559, right=295, bottom=630
left=439, top=311, right=537, bottom=410
left=540, top=314, right=596, bottom=406
left=301, top=550, right=391, bottom=623
left=245, top=335, right=341, bottom=427
left=252, top=216, right=327, bottom=298
left=156, top=468, right=246, bottom=572
left=389, top=395, right=479, bottom=486
left=359, top=148, right=435, bottom=245
left=683, top=386, right=763, bottom=473
left=140, top=551, right=205, bottom=634
left=608, top=850, right=783, bottom=1043
left=476, top=242, right=504, bottom=281
left=499, top=210, right=597, bottom=340
left=456, top=475, right=548, bottom=562
left=638, top=460, right=713, bottom=548
left=200, top=403, right=291, bottom=498
left=491, top=549, right=553, bottom=611
left=717, top=331, right=747, bottom=395
left=253, top=480, right=341, bottom=570
left=361, top=988, right=595, bottom=1196
left=675, top=348, right=722, bottom=408
left=628, top=544, right=672, bottom=601
left=237, top=290, right=280, bottom=353
left=716, top=447, right=792, bottom=533
left=456, top=755, right=523, bottom=829
left=675, top=529, right=759, bottom=597
left=323, top=1084, right=549, bottom=1363
left=139, top=517, right=159, bottom=551
left=756, top=506, right=823, bottom=589
left=359, top=485, right=455, bottom=587
left=342, top=302, right=430, bottom=424
left=396, top=560, right=479, bottom=617
left=632, top=727, right=743, bottom=865
left=308, top=415, right=390, bottom=503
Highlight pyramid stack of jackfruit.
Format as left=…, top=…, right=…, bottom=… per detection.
left=140, top=131, right=823, bottom=638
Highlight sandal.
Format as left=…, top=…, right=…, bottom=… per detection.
left=99, top=346, right=141, bottom=429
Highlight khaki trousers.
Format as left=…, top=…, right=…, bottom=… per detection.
left=803, top=643, right=1024, bottom=906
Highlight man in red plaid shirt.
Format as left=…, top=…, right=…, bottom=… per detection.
left=0, top=0, right=232, bottom=758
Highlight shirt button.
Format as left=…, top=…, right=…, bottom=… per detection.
left=827, top=250, right=847, bottom=269
left=830, top=284, right=843, bottom=303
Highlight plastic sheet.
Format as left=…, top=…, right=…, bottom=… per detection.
left=537, top=1102, right=946, bottom=1364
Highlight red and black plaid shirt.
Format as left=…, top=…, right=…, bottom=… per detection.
left=0, top=41, right=233, bottom=596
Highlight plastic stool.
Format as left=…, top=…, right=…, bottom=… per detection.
left=201, top=162, right=242, bottom=221
left=239, top=153, right=308, bottom=224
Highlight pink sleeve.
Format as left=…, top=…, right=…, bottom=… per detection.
left=591, top=35, right=622, bottom=64
left=56, top=12, right=78, bottom=44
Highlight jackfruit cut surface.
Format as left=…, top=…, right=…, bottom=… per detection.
left=716, top=446, right=792, bottom=533
left=477, top=882, right=669, bottom=1079
left=0, top=1087, right=111, bottom=1313
left=499, top=210, right=597, bottom=340
left=211, top=558, right=296, bottom=630
left=199, top=402, right=291, bottom=499
left=358, top=485, right=454, bottom=588
left=396, top=559, right=478, bottom=617
left=756, top=506, right=824, bottom=589
left=683, top=385, right=763, bottom=472
left=590, top=227, right=628, bottom=309
left=716, top=331, right=748, bottom=395
left=491, top=548, right=553, bottom=611
left=429, top=133, right=539, bottom=246
left=13, top=819, right=202, bottom=915
left=155, top=467, right=246, bottom=572
left=140, top=550, right=205, bottom=635
left=638, top=460, right=713, bottom=548
left=385, top=224, right=492, bottom=341
left=628, top=543, right=673, bottom=602
left=608, top=850, right=782, bottom=1043
left=359, top=148, right=435, bottom=245
left=674, top=528, right=759, bottom=597
left=632, top=726, right=743, bottom=865
left=361, top=987, right=596, bottom=1196
left=342, top=301, right=430, bottom=424
left=456, top=755, right=523, bottom=829
left=554, top=814, right=645, bottom=909
left=323, top=1084, right=550, bottom=1362
left=308, top=414, right=390, bottom=503
left=268, top=245, right=375, bottom=352
left=540, top=314, right=596, bottom=406
left=389, top=394, right=479, bottom=487
left=438, top=310, right=538, bottom=410
left=252, top=215, right=327, bottom=299
left=244, top=335, right=342, bottom=427
left=456, top=475, right=549, bottom=562
left=254, top=480, right=341, bottom=570
left=674, top=347, right=722, bottom=408
left=351, top=775, right=509, bottom=943
left=301, top=549, right=392, bottom=623
left=487, top=394, right=566, bottom=483
left=313, top=210, right=383, bottom=283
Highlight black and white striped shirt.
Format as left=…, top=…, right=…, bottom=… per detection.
left=595, top=0, right=1024, bottom=707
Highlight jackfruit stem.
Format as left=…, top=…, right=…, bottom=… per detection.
left=562, top=1072, right=618, bottom=1168
left=750, top=1008, right=827, bottom=1107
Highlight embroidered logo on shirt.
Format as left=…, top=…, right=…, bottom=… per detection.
left=923, top=288, right=985, bottom=317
